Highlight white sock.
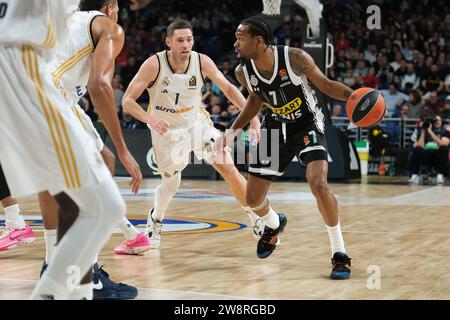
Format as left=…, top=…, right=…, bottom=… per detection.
left=242, top=206, right=260, bottom=226
left=67, top=283, right=93, bottom=300
left=261, top=207, right=280, bottom=230
left=44, top=229, right=57, bottom=264
left=326, top=222, right=346, bottom=255
left=4, top=204, right=26, bottom=229
left=117, top=217, right=139, bottom=240
left=151, top=208, right=164, bottom=222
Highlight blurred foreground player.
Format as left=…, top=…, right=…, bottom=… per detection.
left=0, top=0, right=141, bottom=299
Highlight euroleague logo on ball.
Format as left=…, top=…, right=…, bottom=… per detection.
left=346, top=87, right=386, bottom=128
left=359, top=98, right=371, bottom=111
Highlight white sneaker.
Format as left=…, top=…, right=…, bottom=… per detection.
left=251, top=218, right=281, bottom=245
left=252, top=218, right=265, bottom=241
left=145, top=216, right=162, bottom=249
left=436, top=174, right=445, bottom=185
left=408, top=174, right=420, bottom=184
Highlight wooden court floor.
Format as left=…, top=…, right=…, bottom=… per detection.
left=1, top=178, right=449, bottom=300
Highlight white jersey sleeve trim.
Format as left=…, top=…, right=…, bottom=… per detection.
left=284, top=46, right=303, bottom=86
left=148, top=53, right=162, bottom=89
left=242, top=65, right=253, bottom=93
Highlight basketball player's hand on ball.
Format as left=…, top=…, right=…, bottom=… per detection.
left=118, top=149, right=142, bottom=194
left=146, top=115, right=170, bottom=135
left=249, top=117, right=261, bottom=144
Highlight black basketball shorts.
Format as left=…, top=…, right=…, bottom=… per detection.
left=248, top=126, right=328, bottom=181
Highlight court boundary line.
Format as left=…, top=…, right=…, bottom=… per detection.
left=0, top=278, right=258, bottom=300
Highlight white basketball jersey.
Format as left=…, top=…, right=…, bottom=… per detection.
left=147, top=50, right=205, bottom=129
left=48, top=10, right=106, bottom=102
left=0, top=0, right=79, bottom=49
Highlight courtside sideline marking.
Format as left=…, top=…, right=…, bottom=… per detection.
left=119, top=187, right=450, bottom=206
left=0, top=279, right=256, bottom=300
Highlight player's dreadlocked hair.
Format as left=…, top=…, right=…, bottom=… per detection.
left=241, top=16, right=273, bottom=48
left=79, top=0, right=113, bottom=11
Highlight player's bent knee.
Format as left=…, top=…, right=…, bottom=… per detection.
left=308, top=176, right=328, bottom=195
left=161, top=172, right=181, bottom=195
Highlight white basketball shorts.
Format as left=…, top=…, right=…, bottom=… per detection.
left=0, top=44, right=110, bottom=197
left=150, top=113, right=221, bottom=176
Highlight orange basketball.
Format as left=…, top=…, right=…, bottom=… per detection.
left=345, top=87, right=386, bottom=127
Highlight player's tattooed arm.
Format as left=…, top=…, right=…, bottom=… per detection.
left=289, top=47, right=353, bottom=101
left=343, top=89, right=352, bottom=99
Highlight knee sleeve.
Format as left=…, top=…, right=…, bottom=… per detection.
left=0, top=164, right=11, bottom=200
left=160, top=172, right=181, bottom=195
left=154, top=172, right=181, bottom=217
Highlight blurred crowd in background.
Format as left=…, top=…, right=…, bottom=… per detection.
left=78, top=0, right=449, bottom=178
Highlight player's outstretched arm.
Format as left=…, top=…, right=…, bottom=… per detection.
left=288, top=47, right=353, bottom=101
left=200, top=54, right=261, bottom=142
left=122, top=56, right=170, bottom=135
left=88, top=17, right=142, bottom=193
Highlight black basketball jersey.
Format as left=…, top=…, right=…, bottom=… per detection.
left=242, top=45, right=325, bottom=135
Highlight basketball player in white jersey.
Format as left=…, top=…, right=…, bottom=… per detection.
left=41, top=0, right=151, bottom=262
left=33, top=0, right=147, bottom=299
left=0, top=0, right=142, bottom=299
left=122, top=19, right=263, bottom=250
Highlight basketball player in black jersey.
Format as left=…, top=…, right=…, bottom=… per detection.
left=216, top=17, right=352, bottom=279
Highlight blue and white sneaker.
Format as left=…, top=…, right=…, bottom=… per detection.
left=256, top=213, right=287, bottom=259
left=330, top=252, right=352, bottom=280
left=93, top=263, right=138, bottom=300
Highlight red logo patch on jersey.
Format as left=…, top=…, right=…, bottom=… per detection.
left=279, top=69, right=287, bottom=78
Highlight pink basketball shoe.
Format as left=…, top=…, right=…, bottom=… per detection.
left=114, top=233, right=151, bottom=255
left=0, top=225, right=35, bottom=251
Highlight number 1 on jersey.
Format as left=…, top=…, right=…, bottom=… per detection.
left=175, top=93, right=180, bottom=105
